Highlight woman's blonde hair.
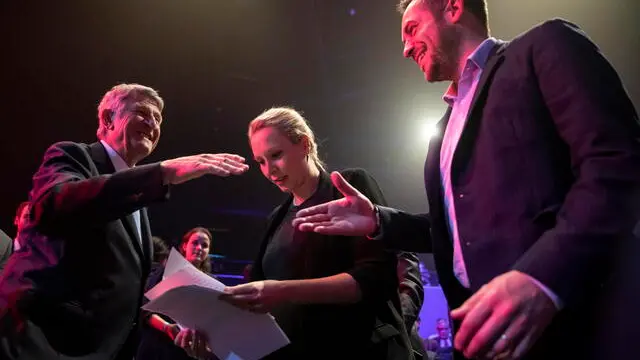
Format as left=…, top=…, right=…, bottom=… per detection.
left=248, top=107, right=325, bottom=171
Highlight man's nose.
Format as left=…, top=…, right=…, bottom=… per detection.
left=142, top=117, right=156, bottom=128
left=403, top=41, right=414, bottom=59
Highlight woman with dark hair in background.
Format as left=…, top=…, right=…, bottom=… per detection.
left=151, top=236, right=170, bottom=267
left=137, top=227, right=215, bottom=360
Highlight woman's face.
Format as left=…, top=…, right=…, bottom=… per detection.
left=182, top=231, right=210, bottom=265
left=250, top=126, right=309, bottom=193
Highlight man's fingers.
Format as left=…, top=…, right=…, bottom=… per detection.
left=451, top=285, right=487, bottom=320
left=294, top=223, right=338, bottom=234
left=330, top=171, right=361, bottom=198
left=296, top=223, right=316, bottom=232
left=293, top=214, right=332, bottom=225
left=203, top=160, right=247, bottom=176
left=487, top=312, right=527, bottom=357
left=205, top=164, right=231, bottom=176
left=294, top=203, right=330, bottom=221
left=311, top=224, right=351, bottom=235
left=216, top=157, right=249, bottom=170
left=511, top=326, right=537, bottom=360
left=202, top=153, right=246, bottom=163
left=454, top=297, right=493, bottom=353
left=195, top=155, right=249, bottom=176
left=464, top=305, right=515, bottom=358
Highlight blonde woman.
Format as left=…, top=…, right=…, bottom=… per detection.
left=221, top=107, right=419, bottom=360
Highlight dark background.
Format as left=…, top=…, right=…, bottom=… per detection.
left=1, top=0, right=638, bottom=262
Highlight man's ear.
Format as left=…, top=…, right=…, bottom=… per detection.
left=100, top=109, right=114, bottom=130
left=444, top=0, right=464, bottom=24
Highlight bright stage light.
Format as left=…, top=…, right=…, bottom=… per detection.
left=421, top=122, right=439, bottom=141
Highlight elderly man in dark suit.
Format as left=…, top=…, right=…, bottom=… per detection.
left=292, top=0, right=640, bottom=359
left=0, top=83, right=249, bottom=360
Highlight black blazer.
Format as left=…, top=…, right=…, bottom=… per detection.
left=377, top=19, right=640, bottom=359
left=251, top=168, right=415, bottom=360
left=0, top=141, right=169, bottom=360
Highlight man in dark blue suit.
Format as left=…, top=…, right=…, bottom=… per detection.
left=293, top=0, right=640, bottom=359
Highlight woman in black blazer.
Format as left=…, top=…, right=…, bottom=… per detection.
left=221, top=107, right=415, bottom=360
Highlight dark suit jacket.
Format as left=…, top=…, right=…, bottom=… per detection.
left=251, top=168, right=415, bottom=360
left=0, top=141, right=169, bottom=360
left=377, top=19, right=640, bottom=359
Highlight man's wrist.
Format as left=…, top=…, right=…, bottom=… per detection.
left=159, top=161, right=170, bottom=185
left=366, top=205, right=381, bottom=239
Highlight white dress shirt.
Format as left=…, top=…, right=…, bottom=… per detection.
left=100, top=140, right=142, bottom=243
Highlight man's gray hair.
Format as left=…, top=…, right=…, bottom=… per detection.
left=96, top=83, right=164, bottom=139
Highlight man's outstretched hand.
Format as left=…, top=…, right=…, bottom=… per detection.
left=292, top=171, right=377, bottom=236
left=161, top=153, right=248, bottom=185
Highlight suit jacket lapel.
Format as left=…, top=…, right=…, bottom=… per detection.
left=425, top=107, right=451, bottom=220
left=89, top=142, right=115, bottom=175
left=451, top=43, right=507, bottom=183
left=89, top=142, right=146, bottom=267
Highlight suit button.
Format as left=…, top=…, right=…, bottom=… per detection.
left=465, top=242, right=471, bottom=246
left=458, top=193, right=465, bottom=199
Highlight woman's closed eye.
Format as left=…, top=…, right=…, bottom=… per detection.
left=270, top=151, right=283, bottom=159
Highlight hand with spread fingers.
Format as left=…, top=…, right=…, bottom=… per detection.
left=161, top=153, right=249, bottom=185
left=450, top=270, right=558, bottom=360
left=219, top=280, right=286, bottom=313
left=291, top=171, right=378, bottom=236
left=174, top=328, right=214, bottom=360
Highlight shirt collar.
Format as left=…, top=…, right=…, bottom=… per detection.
left=100, top=140, right=130, bottom=172
left=443, top=37, right=499, bottom=105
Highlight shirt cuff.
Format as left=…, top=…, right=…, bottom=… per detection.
left=523, top=273, right=564, bottom=310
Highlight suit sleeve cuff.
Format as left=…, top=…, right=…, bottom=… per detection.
left=366, top=205, right=382, bottom=240
left=523, top=273, right=564, bottom=310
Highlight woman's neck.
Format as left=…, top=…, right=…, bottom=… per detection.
left=292, top=164, right=321, bottom=206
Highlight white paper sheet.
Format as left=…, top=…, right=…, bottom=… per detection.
left=143, top=248, right=290, bottom=360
